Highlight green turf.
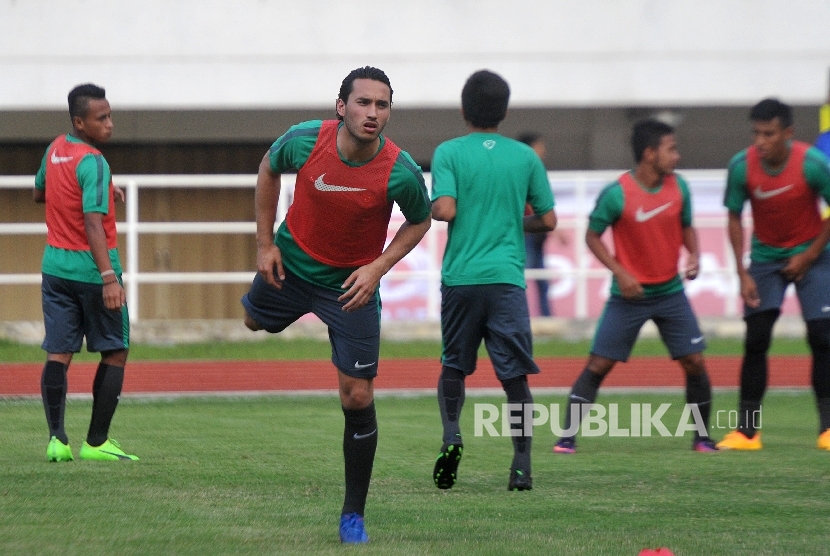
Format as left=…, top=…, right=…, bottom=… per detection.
left=1, top=391, right=826, bottom=555
left=0, top=335, right=812, bottom=363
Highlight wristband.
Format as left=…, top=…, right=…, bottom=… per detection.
left=100, top=270, right=116, bottom=278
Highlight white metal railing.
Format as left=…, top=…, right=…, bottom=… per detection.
left=0, top=170, right=737, bottom=322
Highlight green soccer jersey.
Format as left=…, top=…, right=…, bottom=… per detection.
left=35, top=135, right=122, bottom=283
left=269, top=120, right=431, bottom=291
left=724, top=144, right=830, bottom=262
left=589, top=174, right=694, bottom=297
left=431, top=132, right=555, bottom=288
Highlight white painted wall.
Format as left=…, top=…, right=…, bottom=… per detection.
left=2, top=0, right=829, bottom=109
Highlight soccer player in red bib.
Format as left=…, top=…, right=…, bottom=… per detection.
left=552, top=119, right=718, bottom=454
left=35, top=83, right=138, bottom=463
left=718, top=98, right=830, bottom=451
left=240, top=67, right=431, bottom=543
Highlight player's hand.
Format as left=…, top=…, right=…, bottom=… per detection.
left=616, top=270, right=644, bottom=299
left=102, top=282, right=126, bottom=311
left=257, top=244, right=285, bottom=289
left=339, top=262, right=384, bottom=312
left=113, top=185, right=126, bottom=203
left=684, top=254, right=700, bottom=280
left=781, top=251, right=814, bottom=282
left=739, top=273, right=761, bottom=309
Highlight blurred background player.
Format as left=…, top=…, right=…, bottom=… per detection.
left=718, top=98, right=830, bottom=451
left=431, top=70, right=556, bottom=491
left=517, top=132, right=568, bottom=317
left=553, top=119, right=718, bottom=454
left=240, top=66, right=431, bottom=543
left=35, top=83, right=138, bottom=463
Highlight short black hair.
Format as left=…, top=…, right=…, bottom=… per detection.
left=68, top=83, right=106, bottom=121
left=750, top=98, right=793, bottom=129
left=631, top=118, right=675, bottom=163
left=461, top=70, right=510, bottom=128
left=517, top=132, right=543, bottom=146
left=336, top=66, right=393, bottom=121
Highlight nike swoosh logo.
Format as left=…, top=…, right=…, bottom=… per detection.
left=314, top=173, right=365, bottom=192
left=753, top=184, right=794, bottom=200
left=691, top=336, right=704, bottom=344
left=101, top=451, right=133, bottom=460
left=569, top=395, right=591, bottom=403
left=821, top=306, right=830, bottom=313
left=50, top=150, right=74, bottom=164
left=353, top=429, right=377, bottom=440
left=354, top=361, right=376, bottom=370
left=635, top=202, right=674, bottom=222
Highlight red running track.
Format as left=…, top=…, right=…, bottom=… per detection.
left=0, top=356, right=813, bottom=396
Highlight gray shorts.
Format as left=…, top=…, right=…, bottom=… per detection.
left=591, top=290, right=704, bottom=362
left=41, top=273, right=130, bottom=354
left=746, top=249, right=830, bottom=321
left=241, top=269, right=381, bottom=378
left=440, top=283, right=540, bottom=381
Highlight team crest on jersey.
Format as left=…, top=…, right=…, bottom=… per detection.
left=483, top=140, right=496, bottom=150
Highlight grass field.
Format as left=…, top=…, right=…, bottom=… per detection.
left=0, top=335, right=813, bottom=362
left=1, top=390, right=827, bottom=555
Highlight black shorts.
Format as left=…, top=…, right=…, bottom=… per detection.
left=440, top=283, right=540, bottom=381
left=241, top=270, right=381, bottom=378
left=41, top=273, right=130, bottom=354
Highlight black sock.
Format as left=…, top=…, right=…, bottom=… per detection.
left=807, top=319, right=830, bottom=433
left=437, top=366, right=466, bottom=445
left=561, top=368, right=603, bottom=440
left=342, top=402, right=377, bottom=517
left=86, top=363, right=124, bottom=447
left=41, top=361, right=69, bottom=444
left=502, top=376, right=533, bottom=473
left=738, top=311, right=777, bottom=437
left=685, top=372, right=712, bottom=440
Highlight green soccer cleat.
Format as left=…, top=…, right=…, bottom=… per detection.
left=79, top=438, right=139, bottom=461
left=47, top=436, right=73, bottom=462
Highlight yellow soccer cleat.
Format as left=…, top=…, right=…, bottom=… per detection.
left=817, top=429, right=830, bottom=451
left=716, top=430, right=763, bottom=451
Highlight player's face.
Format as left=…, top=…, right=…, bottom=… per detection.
left=752, top=118, right=793, bottom=166
left=336, top=78, right=391, bottom=144
left=652, top=133, right=680, bottom=175
left=74, top=98, right=113, bottom=144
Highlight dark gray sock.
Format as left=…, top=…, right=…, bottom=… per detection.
left=86, top=363, right=124, bottom=446
left=502, top=375, right=533, bottom=473
left=41, top=360, right=69, bottom=444
left=561, top=368, right=603, bottom=440
left=438, top=366, right=466, bottom=445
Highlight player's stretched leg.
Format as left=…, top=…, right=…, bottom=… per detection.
left=434, top=365, right=466, bottom=489
left=338, top=373, right=376, bottom=544
left=42, top=356, right=72, bottom=462
left=806, top=318, right=830, bottom=450
left=502, top=375, right=533, bottom=491
left=718, top=310, right=777, bottom=450
left=79, top=349, right=138, bottom=461
left=678, top=353, right=717, bottom=452
left=553, top=357, right=613, bottom=454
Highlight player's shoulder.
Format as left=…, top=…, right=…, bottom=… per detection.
left=392, top=149, right=426, bottom=186
left=726, top=148, right=749, bottom=173
left=670, top=172, right=691, bottom=189
left=804, top=144, right=830, bottom=167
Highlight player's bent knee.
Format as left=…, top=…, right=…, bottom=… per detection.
left=243, top=312, right=262, bottom=331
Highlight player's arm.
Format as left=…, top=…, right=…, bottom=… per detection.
left=33, top=188, right=45, bottom=203
left=586, top=229, right=642, bottom=299
left=33, top=149, right=47, bottom=203
left=727, top=211, right=759, bottom=308
left=782, top=148, right=830, bottom=281
left=84, top=211, right=124, bottom=310
left=254, top=153, right=284, bottom=288
left=682, top=226, right=700, bottom=280
left=524, top=210, right=556, bottom=233
left=431, top=196, right=456, bottom=222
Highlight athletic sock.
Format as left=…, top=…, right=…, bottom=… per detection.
left=437, top=365, right=466, bottom=445
left=341, top=402, right=378, bottom=517
left=86, top=363, right=124, bottom=447
left=737, top=400, right=762, bottom=438
left=502, top=376, right=533, bottom=473
left=561, top=367, right=603, bottom=439
left=807, top=319, right=830, bottom=433
left=685, top=372, right=712, bottom=440
left=41, top=361, right=69, bottom=444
